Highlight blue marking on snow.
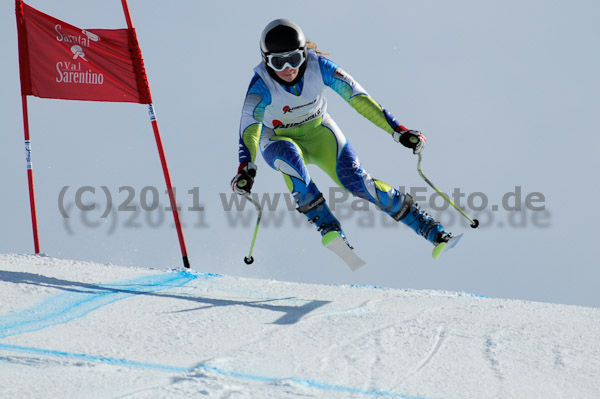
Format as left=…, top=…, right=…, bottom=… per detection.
left=286, top=377, right=431, bottom=398
left=0, top=270, right=200, bottom=339
left=0, top=269, right=434, bottom=398
left=197, top=364, right=434, bottom=398
left=327, top=283, right=391, bottom=290
left=456, top=292, right=490, bottom=299
left=0, top=343, right=434, bottom=399
left=349, top=284, right=393, bottom=290
left=330, top=283, right=491, bottom=299
left=0, top=343, right=190, bottom=373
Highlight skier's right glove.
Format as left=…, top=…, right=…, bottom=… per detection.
left=231, top=162, right=257, bottom=195
left=392, top=126, right=427, bottom=155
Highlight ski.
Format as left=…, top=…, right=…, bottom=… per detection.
left=322, top=231, right=366, bottom=271
left=432, top=233, right=463, bottom=260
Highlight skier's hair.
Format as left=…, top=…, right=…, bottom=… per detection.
left=306, top=40, right=328, bottom=56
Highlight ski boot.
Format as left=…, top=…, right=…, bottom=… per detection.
left=296, top=187, right=366, bottom=270
left=296, top=191, right=350, bottom=248
left=394, top=194, right=461, bottom=259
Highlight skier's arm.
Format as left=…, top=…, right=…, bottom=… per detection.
left=233, top=74, right=272, bottom=194
left=238, top=74, right=270, bottom=165
left=319, top=55, right=424, bottom=152
left=320, top=56, right=426, bottom=153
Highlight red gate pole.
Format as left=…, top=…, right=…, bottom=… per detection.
left=121, top=0, right=190, bottom=268
left=16, top=0, right=40, bottom=254
left=147, top=104, right=191, bottom=269
left=21, top=95, right=41, bottom=254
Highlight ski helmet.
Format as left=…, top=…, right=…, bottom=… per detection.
left=260, top=19, right=306, bottom=63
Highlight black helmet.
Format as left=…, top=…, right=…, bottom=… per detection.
left=260, top=19, right=306, bottom=61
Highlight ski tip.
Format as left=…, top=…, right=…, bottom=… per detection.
left=432, top=233, right=464, bottom=260
left=322, top=231, right=340, bottom=247
left=322, top=231, right=366, bottom=271
left=432, top=242, right=447, bottom=260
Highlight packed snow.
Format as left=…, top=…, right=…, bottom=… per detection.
left=0, top=253, right=598, bottom=398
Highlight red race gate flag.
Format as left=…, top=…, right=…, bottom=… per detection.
left=15, top=0, right=190, bottom=268
left=16, top=1, right=151, bottom=103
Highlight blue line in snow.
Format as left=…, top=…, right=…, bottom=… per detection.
left=331, top=283, right=491, bottom=299
left=0, top=270, right=200, bottom=339
left=196, top=364, right=434, bottom=398
left=0, top=343, right=434, bottom=399
left=0, top=270, right=434, bottom=398
left=0, top=343, right=189, bottom=373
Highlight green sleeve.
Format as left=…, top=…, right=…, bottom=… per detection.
left=241, top=123, right=262, bottom=163
left=346, top=95, right=395, bottom=135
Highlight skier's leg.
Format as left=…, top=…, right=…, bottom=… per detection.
left=311, top=117, right=448, bottom=245
left=260, top=129, right=344, bottom=237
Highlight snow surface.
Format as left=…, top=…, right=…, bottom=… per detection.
left=1, top=254, right=599, bottom=399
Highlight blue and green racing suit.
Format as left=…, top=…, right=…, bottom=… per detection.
left=238, top=49, right=445, bottom=245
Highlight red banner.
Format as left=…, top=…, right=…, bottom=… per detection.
left=16, top=1, right=152, bottom=104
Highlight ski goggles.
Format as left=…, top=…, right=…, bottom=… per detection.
left=265, top=49, right=306, bottom=71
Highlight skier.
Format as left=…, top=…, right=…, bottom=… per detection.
left=231, top=18, right=456, bottom=260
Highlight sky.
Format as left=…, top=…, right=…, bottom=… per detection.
left=1, top=0, right=599, bottom=307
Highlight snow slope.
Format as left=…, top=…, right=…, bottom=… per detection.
left=0, top=254, right=599, bottom=399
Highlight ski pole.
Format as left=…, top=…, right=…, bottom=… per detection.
left=241, top=192, right=263, bottom=264
left=416, top=153, right=479, bottom=228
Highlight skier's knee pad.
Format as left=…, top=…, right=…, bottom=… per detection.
left=262, top=139, right=306, bottom=175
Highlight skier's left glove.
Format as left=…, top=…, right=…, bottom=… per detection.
left=231, top=162, right=257, bottom=195
left=393, top=126, right=426, bottom=155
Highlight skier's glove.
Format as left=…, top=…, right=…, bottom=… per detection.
left=392, top=126, right=426, bottom=155
left=231, top=162, right=257, bottom=195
